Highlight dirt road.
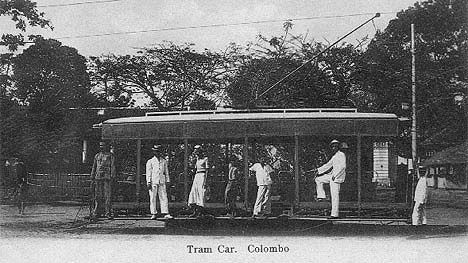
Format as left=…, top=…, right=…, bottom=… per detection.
left=1, top=204, right=467, bottom=263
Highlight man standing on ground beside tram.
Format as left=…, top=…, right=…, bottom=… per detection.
left=310, top=140, right=346, bottom=219
left=146, top=145, right=173, bottom=220
left=90, top=141, right=116, bottom=220
left=14, top=157, right=28, bottom=215
left=412, top=169, right=428, bottom=226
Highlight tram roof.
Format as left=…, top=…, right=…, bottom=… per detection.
left=102, top=108, right=399, bottom=140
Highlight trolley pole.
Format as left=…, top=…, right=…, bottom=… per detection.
left=411, top=23, right=418, bottom=201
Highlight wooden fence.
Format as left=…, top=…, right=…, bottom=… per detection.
left=27, top=173, right=91, bottom=202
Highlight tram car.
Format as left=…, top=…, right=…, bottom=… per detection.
left=98, top=108, right=411, bottom=225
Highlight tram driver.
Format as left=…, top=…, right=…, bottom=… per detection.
left=310, top=139, right=347, bottom=219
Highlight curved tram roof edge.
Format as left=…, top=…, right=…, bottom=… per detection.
left=102, top=110, right=399, bottom=140
left=104, top=111, right=398, bottom=124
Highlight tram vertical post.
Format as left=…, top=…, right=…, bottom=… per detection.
left=357, top=136, right=362, bottom=215
left=243, top=137, right=249, bottom=210
left=136, top=139, right=141, bottom=204
left=294, top=135, right=300, bottom=208
left=183, top=139, right=189, bottom=200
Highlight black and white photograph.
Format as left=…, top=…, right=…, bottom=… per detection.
left=1, top=0, right=467, bottom=262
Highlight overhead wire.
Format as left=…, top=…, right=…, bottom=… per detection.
left=257, top=13, right=381, bottom=99
left=38, top=0, right=127, bottom=8
left=54, top=11, right=399, bottom=40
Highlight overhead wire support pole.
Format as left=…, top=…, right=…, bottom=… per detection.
left=411, top=23, right=418, bottom=202
left=257, top=13, right=381, bottom=99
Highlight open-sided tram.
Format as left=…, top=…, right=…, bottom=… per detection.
left=102, top=108, right=409, bottom=225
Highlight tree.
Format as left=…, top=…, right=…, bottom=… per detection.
left=1, top=1, right=52, bottom=160
left=87, top=57, right=134, bottom=107
left=227, top=56, right=335, bottom=108
left=0, top=0, right=52, bottom=51
left=357, top=0, right=467, bottom=146
left=10, top=38, right=93, bottom=165
left=226, top=24, right=363, bottom=109
left=13, top=38, right=92, bottom=121
left=89, top=42, right=237, bottom=111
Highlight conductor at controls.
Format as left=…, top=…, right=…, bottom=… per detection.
left=311, top=139, right=347, bottom=219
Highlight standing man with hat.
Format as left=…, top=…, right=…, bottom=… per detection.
left=90, top=141, right=116, bottom=220
left=249, top=156, right=274, bottom=218
left=311, top=139, right=347, bottom=218
left=146, top=145, right=173, bottom=219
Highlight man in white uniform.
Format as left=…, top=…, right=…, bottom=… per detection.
left=146, top=145, right=173, bottom=219
left=311, top=140, right=346, bottom=218
left=412, top=170, right=428, bottom=226
left=249, top=157, right=273, bottom=217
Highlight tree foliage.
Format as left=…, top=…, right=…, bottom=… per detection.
left=89, top=42, right=237, bottom=110
left=87, top=56, right=134, bottom=107
left=0, top=0, right=52, bottom=51
left=227, top=24, right=363, bottom=109
left=8, top=38, right=93, bottom=164
left=13, top=39, right=92, bottom=113
left=357, top=0, right=467, bottom=146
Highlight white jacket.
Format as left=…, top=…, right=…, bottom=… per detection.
left=317, top=151, right=346, bottom=183
left=146, top=156, right=170, bottom=185
left=249, top=163, right=273, bottom=186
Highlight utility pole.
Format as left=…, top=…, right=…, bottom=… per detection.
left=411, top=23, right=418, bottom=200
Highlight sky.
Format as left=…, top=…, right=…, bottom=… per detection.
left=1, top=0, right=419, bottom=57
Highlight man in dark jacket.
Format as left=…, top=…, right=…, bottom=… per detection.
left=224, top=156, right=239, bottom=217
left=90, top=141, right=116, bottom=220
left=14, top=158, right=28, bottom=215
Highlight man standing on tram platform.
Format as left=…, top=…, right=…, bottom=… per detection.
left=310, top=140, right=346, bottom=219
left=224, top=156, right=239, bottom=217
left=146, top=145, right=173, bottom=220
left=249, top=156, right=274, bottom=217
left=90, top=141, right=116, bottom=220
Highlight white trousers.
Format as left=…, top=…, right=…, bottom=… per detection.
left=315, top=174, right=341, bottom=217
left=412, top=201, right=427, bottom=225
left=253, top=185, right=272, bottom=215
left=149, top=184, right=169, bottom=214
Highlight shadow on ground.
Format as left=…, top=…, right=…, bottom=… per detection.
left=64, top=218, right=468, bottom=240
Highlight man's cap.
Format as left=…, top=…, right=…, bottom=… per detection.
left=151, top=145, right=162, bottom=151
left=194, top=145, right=202, bottom=149
left=99, top=141, right=106, bottom=146
left=330, top=139, right=340, bottom=145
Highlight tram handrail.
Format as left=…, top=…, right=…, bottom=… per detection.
left=145, top=108, right=358, bottom=117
